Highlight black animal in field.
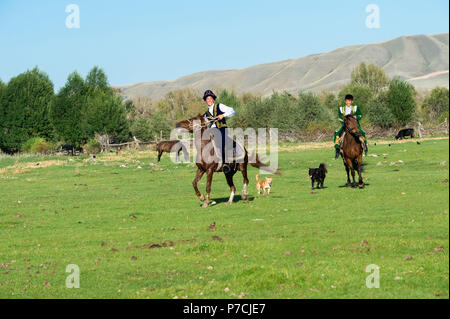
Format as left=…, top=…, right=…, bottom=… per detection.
left=308, top=163, right=327, bottom=189
left=395, top=128, right=414, bottom=140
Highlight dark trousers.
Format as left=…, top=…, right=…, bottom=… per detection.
left=219, top=127, right=227, bottom=164
left=210, top=127, right=228, bottom=164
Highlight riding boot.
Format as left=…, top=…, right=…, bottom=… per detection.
left=360, top=138, right=368, bottom=155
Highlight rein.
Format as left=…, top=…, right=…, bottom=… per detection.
left=187, top=117, right=217, bottom=130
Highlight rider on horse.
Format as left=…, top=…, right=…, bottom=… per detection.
left=333, top=94, right=368, bottom=159
left=203, top=90, right=236, bottom=174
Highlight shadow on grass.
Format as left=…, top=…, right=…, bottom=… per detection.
left=211, top=195, right=255, bottom=204
left=338, top=183, right=371, bottom=188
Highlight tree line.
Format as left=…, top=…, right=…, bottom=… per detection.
left=0, top=63, right=448, bottom=154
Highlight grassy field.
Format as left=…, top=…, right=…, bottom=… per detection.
left=0, top=137, right=448, bottom=299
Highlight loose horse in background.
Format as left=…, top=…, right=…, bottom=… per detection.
left=156, top=140, right=188, bottom=162
left=340, top=115, right=364, bottom=188
left=176, top=114, right=280, bottom=207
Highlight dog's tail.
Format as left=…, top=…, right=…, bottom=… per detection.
left=319, top=163, right=327, bottom=173
left=250, top=153, right=282, bottom=175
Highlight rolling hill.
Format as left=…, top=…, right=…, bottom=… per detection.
left=117, top=33, right=449, bottom=100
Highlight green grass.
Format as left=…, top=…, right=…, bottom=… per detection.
left=0, top=138, right=448, bottom=299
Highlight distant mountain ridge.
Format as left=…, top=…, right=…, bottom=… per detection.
left=117, top=33, right=449, bottom=100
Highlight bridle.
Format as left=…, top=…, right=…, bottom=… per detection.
left=344, top=115, right=361, bottom=137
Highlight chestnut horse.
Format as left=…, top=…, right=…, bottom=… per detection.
left=340, top=114, right=364, bottom=188
left=176, top=114, right=280, bottom=207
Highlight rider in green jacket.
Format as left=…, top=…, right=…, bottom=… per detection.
left=333, top=94, right=368, bottom=159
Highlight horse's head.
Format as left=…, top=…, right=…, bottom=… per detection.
left=344, top=114, right=361, bottom=137
left=175, top=114, right=205, bottom=132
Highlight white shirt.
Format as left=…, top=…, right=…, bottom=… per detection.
left=205, top=103, right=235, bottom=128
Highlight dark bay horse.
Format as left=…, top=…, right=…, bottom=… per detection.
left=156, top=140, right=188, bottom=162
left=340, top=115, right=364, bottom=188
left=176, top=114, right=280, bottom=207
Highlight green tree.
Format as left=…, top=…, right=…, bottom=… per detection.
left=86, top=94, right=130, bottom=142
left=0, top=79, right=6, bottom=151
left=50, top=72, right=88, bottom=146
left=149, top=113, right=171, bottom=140
left=130, top=117, right=152, bottom=141
left=387, top=77, right=416, bottom=125
left=350, top=62, right=389, bottom=93
left=297, top=92, right=332, bottom=127
left=320, top=92, right=339, bottom=112
left=0, top=67, right=54, bottom=153
left=422, top=87, right=449, bottom=122
left=85, top=66, right=111, bottom=95
left=368, top=91, right=395, bottom=128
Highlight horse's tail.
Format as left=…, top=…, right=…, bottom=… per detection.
left=250, top=153, right=281, bottom=175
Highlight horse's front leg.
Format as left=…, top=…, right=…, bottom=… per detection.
left=193, top=168, right=205, bottom=201
left=225, top=172, right=236, bottom=205
left=240, top=163, right=249, bottom=203
left=202, top=170, right=215, bottom=208
left=344, top=159, right=351, bottom=187
left=357, top=155, right=364, bottom=188
left=350, top=161, right=357, bottom=188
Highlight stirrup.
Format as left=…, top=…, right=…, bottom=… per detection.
left=222, top=163, right=231, bottom=174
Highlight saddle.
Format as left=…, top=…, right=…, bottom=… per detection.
left=210, top=137, right=246, bottom=171
left=339, top=131, right=364, bottom=152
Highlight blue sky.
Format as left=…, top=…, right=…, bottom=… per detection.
left=0, top=0, right=448, bottom=90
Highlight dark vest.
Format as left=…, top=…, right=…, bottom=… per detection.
left=205, top=103, right=227, bottom=128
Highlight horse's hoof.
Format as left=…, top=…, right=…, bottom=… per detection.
left=225, top=201, right=232, bottom=206
left=202, top=202, right=209, bottom=208
left=359, top=184, right=365, bottom=189
left=199, top=195, right=205, bottom=201
left=347, top=183, right=352, bottom=188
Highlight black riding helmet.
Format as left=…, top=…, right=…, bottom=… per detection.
left=203, top=90, right=217, bottom=101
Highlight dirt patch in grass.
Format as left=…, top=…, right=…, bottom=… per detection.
left=0, top=160, right=67, bottom=175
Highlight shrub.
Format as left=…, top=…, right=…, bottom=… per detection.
left=84, top=138, right=101, bottom=154
left=21, top=137, right=54, bottom=154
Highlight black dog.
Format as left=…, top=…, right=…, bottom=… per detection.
left=308, top=163, right=327, bottom=189
left=395, top=128, right=414, bottom=140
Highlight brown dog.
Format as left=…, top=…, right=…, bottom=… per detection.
left=256, top=174, right=273, bottom=195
